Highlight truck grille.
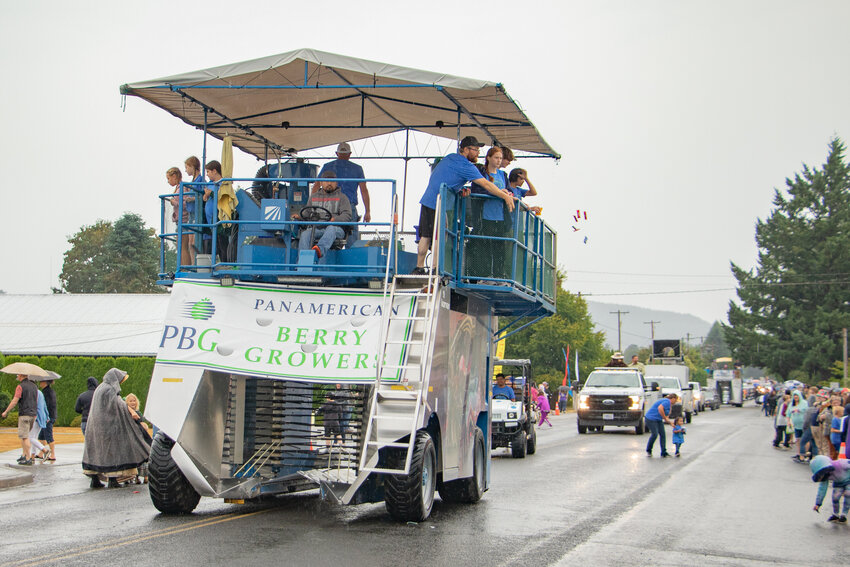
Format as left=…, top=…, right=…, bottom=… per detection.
left=586, top=395, right=631, bottom=411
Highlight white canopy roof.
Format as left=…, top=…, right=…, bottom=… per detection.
left=121, top=48, right=560, bottom=160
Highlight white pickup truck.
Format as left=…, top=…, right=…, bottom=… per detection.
left=644, top=364, right=694, bottom=423
left=576, top=368, right=661, bottom=435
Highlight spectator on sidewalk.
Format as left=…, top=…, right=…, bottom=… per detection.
left=81, top=369, right=150, bottom=489
left=37, top=373, right=59, bottom=461
left=773, top=393, right=792, bottom=449
left=28, top=385, right=49, bottom=461
left=1, top=374, right=39, bottom=465
left=75, top=376, right=99, bottom=434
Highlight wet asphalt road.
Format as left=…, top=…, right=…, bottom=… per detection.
left=1, top=403, right=847, bottom=566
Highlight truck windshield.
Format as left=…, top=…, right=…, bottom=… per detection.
left=584, top=372, right=640, bottom=388
left=648, top=377, right=681, bottom=390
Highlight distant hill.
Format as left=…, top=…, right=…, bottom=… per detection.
left=586, top=300, right=713, bottom=351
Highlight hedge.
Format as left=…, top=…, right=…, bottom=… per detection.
left=0, top=354, right=155, bottom=426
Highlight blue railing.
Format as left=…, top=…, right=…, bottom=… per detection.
left=438, top=186, right=557, bottom=312
left=157, top=175, right=556, bottom=315
left=157, top=176, right=401, bottom=283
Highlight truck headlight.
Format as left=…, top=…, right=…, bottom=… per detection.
left=629, top=395, right=640, bottom=410
left=579, top=395, right=589, bottom=409
left=507, top=412, right=517, bottom=419
left=694, top=392, right=701, bottom=400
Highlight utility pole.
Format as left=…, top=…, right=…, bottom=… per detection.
left=610, top=310, right=629, bottom=352
left=644, top=320, right=660, bottom=341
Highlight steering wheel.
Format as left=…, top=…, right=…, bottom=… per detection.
left=299, top=206, right=333, bottom=222
left=493, top=394, right=512, bottom=400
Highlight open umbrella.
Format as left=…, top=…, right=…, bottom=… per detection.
left=42, top=371, right=61, bottom=381
left=1, top=362, right=50, bottom=377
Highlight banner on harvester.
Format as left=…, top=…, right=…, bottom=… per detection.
left=156, top=280, right=416, bottom=383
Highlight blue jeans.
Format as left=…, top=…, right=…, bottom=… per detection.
left=799, top=427, right=817, bottom=457
left=646, top=419, right=668, bottom=455
left=300, top=226, right=345, bottom=256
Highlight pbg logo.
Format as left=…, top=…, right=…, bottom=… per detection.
left=181, top=298, right=216, bottom=320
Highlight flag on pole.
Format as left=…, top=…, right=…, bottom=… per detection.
left=562, top=346, right=570, bottom=387
left=575, top=350, right=580, bottom=385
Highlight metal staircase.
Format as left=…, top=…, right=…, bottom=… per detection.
left=357, top=270, right=440, bottom=475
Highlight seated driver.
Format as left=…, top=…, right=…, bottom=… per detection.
left=291, top=171, right=352, bottom=258
left=492, top=373, right=515, bottom=401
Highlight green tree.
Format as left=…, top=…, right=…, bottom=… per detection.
left=103, top=213, right=163, bottom=293
left=58, top=220, right=113, bottom=293
left=58, top=214, right=165, bottom=293
left=504, top=291, right=607, bottom=383
left=724, top=138, right=850, bottom=381
left=703, top=321, right=730, bottom=360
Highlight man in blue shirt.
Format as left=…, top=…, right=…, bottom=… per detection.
left=492, top=374, right=516, bottom=401
left=645, top=393, right=677, bottom=457
left=318, top=142, right=370, bottom=246
left=415, top=136, right=516, bottom=274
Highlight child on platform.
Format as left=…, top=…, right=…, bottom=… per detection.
left=830, top=406, right=846, bottom=457
left=811, top=455, right=850, bottom=523
left=672, top=416, right=686, bottom=457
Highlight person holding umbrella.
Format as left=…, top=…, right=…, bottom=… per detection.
left=1, top=362, right=49, bottom=465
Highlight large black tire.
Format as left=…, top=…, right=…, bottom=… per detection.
left=635, top=418, right=645, bottom=435
left=578, top=423, right=587, bottom=434
left=148, top=433, right=201, bottom=515
left=526, top=427, right=537, bottom=455
left=385, top=431, right=437, bottom=521
left=510, top=431, right=527, bottom=458
left=439, top=428, right=486, bottom=504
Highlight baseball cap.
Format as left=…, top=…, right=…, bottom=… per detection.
left=336, top=142, right=352, bottom=154
left=459, top=135, right=485, bottom=149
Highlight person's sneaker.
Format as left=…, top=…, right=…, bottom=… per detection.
left=660, top=453, right=670, bottom=458
left=791, top=455, right=804, bottom=463
left=311, top=245, right=322, bottom=259
left=828, top=515, right=840, bottom=522
left=675, top=453, right=681, bottom=458
left=20, top=459, right=33, bottom=466
left=646, top=451, right=652, bottom=457
left=840, top=516, right=847, bottom=523
left=16, top=455, right=26, bottom=464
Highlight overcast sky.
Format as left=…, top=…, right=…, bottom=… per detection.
left=1, top=0, right=848, bottom=325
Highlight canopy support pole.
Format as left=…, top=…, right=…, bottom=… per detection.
left=401, top=128, right=410, bottom=231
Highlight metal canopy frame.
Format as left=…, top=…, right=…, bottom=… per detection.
left=120, top=48, right=561, bottom=161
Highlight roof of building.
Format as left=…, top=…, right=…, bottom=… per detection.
left=0, top=294, right=169, bottom=357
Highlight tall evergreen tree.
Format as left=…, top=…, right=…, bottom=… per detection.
left=59, top=214, right=164, bottom=293
left=703, top=321, right=730, bottom=360
left=724, top=138, right=850, bottom=381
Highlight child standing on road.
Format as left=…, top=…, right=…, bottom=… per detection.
left=537, top=390, right=552, bottom=428
left=810, top=455, right=850, bottom=523
left=672, top=417, right=686, bottom=457
left=830, top=406, right=846, bottom=457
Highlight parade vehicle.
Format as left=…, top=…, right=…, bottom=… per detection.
left=490, top=359, right=537, bottom=458
left=710, top=369, right=743, bottom=407
left=689, top=381, right=705, bottom=412
left=121, top=49, right=558, bottom=521
left=645, top=340, right=694, bottom=423
left=576, top=367, right=660, bottom=434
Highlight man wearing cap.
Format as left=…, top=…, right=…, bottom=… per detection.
left=1, top=374, right=39, bottom=465
left=414, top=136, right=516, bottom=274
left=318, top=142, right=370, bottom=246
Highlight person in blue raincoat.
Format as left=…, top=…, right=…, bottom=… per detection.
left=810, top=455, right=850, bottom=523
